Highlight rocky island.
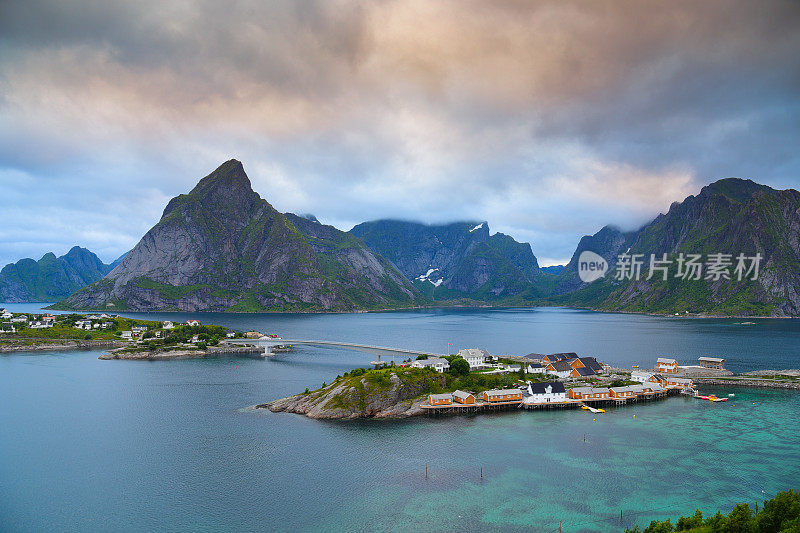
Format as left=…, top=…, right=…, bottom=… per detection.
left=100, top=343, right=262, bottom=360
left=261, top=356, right=550, bottom=419
left=263, top=366, right=446, bottom=419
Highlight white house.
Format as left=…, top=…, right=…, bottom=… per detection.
left=411, top=357, right=450, bottom=373
left=75, top=319, right=93, bottom=330
left=0, top=309, right=13, bottom=319
left=11, top=315, right=28, bottom=323
left=185, top=320, right=201, bottom=327
left=456, top=348, right=488, bottom=369
left=524, top=382, right=566, bottom=404
left=545, top=360, right=573, bottom=379
left=121, top=331, right=133, bottom=340
left=526, top=363, right=546, bottom=374
left=163, top=321, right=175, bottom=329
left=631, top=370, right=655, bottom=383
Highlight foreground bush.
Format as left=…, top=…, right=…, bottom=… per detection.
left=625, top=489, right=800, bottom=533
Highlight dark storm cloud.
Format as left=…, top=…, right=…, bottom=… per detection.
left=1, top=0, right=799, bottom=267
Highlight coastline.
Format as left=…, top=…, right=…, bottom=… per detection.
left=0, top=339, right=128, bottom=353
left=40, top=301, right=799, bottom=319
left=99, top=343, right=263, bottom=360
left=694, top=377, right=800, bottom=391
left=262, top=372, right=800, bottom=421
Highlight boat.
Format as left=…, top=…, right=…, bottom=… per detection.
left=698, top=395, right=728, bottom=402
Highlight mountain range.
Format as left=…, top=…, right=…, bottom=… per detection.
left=548, top=178, right=800, bottom=316
left=1, top=159, right=789, bottom=317
left=0, top=247, right=123, bottom=302
left=350, top=220, right=547, bottom=300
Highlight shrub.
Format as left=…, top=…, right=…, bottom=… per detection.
left=643, top=519, right=673, bottom=533
left=725, top=503, right=755, bottom=533
left=83, top=333, right=92, bottom=340
left=676, top=510, right=703, bottom=530
left=449, top=357, right=470, bottom=376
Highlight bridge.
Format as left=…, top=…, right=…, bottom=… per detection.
left=227, top=337, right=443, bottom=361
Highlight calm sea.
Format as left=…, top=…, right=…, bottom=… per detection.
left=1, top=306, right=799, bottom=532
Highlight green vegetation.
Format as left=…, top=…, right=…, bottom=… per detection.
left=625, top=489, right=800, bottom=533
left=3, top=313, right=159, bottom=342
left=610, top=379, right=638, bottom=387
left=449, top=357, right=470, bottom=376
left=133, top=278, right=212, bottom=300
left=0, top=312, right=236, bottom=354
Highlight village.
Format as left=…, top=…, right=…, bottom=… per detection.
left=419, top=349, right=728, bottom=414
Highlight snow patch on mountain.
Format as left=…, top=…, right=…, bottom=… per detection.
left=469, top=223, right=484, bottom=233
left=416, top=268, right=443, bottom=287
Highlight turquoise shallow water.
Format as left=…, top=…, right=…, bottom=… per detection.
left=1, top=306, right=799, bottom=532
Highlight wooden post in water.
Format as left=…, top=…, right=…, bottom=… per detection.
left=480, top=466, right=483, bottom=479
left=425, top=464, right=427, bottom=479
left=620, top=509, right=623, bottom=524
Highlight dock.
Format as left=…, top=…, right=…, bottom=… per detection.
left=420, top=387, right=685, bottom=416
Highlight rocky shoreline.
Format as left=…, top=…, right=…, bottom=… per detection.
left=99, top=344, right=263, bottom=360
left=694, top=377, right=800, bottom=391
left=0, top=339, right=128, bottom=353
left=260, top=372, right=445, bottom=419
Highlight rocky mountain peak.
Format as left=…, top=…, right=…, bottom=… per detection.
left=698, top=177, right=773, bottom=204
left=161, top=159, right=262, bottom=221
left=190, top=159, right=250, bottom=194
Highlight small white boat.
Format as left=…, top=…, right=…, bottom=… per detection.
left=728, top=393, right=735, bottom=397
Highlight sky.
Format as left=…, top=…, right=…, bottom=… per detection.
left=1, top=1, right=799, bottom=268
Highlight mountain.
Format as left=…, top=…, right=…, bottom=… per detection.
left=554, top=225, right=636, bottom=295
left=349, top=220, right=546, bottom=300
left=540, top=265, right=564, bottom=275
left=53, top=160, right=421, bottom=312
left=553, top=178, right=800, bottom=316
left=0, top=247, right=116, bottom=302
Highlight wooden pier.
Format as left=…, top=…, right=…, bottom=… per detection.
left=420, top=387, right=685, bottom=416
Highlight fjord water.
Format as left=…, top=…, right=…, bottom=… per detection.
left=2, top=307, right=800, bottom=532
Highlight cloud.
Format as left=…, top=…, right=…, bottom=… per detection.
left=0, top=0, right=799, bottom=267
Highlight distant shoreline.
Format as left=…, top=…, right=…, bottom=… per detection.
left=38, top=302, right=800, bottom=319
